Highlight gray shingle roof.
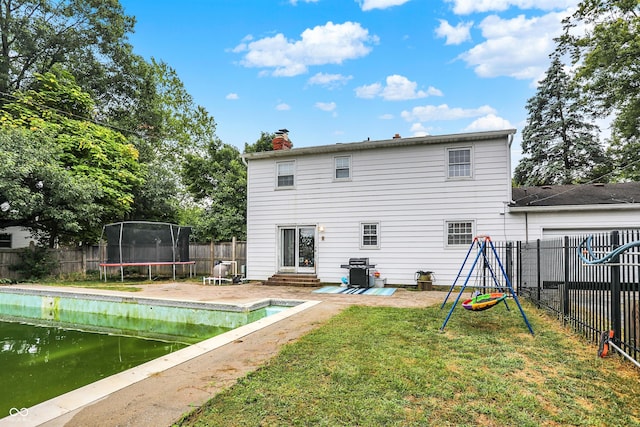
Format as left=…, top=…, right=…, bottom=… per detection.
left=511, top=182, right=640, bottom=207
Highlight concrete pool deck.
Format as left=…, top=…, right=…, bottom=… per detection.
left=1, top=282, right=448, bottom=427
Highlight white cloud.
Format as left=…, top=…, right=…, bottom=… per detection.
left=410, top=122, right=430, bottom=136
left=445, top=0, right=578, bottom=15
left=435, top=20, right=473, bottom=45
left=355, top=75, right=443, bottom=101
left=290, top=0, right=319, bottom=5
left=315, top=101, right=337, bottom=112
left=401, top=104, right=496, bottom=121
left=358, top=0, right=411, bottom=11
left=464, top=113, right=513, bottom=131
left=225, top=93, right=239, bottom=100
left=234, top=21, right=378, bottom=77
left=379, top=113, right=394, bottom=120
left=276, top=103, right=291, bottom=111
left=308, top=72, right=353, bottom=88
left=355, top=82, right=382, bottom=99
left=458, top=11, right=571, bottom=81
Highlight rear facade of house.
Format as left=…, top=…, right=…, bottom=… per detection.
left=243, top=129, right=518, bottom=286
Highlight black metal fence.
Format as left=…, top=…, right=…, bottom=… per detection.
left=517, top=230, right=640, bottom=365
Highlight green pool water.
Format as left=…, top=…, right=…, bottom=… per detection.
left=0, top=289, right=294, bottom=418
left=0, top=319, right=226, bottom=417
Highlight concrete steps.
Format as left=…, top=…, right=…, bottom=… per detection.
left=263, top=274, right=321, bottom=287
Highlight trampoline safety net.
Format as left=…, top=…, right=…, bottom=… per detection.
left=102, top=221, right=191, bottom=264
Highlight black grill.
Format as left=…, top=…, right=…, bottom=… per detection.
left=340, top=258, right=376, bottom=288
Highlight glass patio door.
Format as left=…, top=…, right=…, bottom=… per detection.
left=279, top=226, right=316, bottom=273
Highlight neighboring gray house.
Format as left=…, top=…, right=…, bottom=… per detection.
left=0, top=226, right=34, bottom=249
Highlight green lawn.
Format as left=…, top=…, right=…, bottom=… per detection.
left=176, top=301, right=640, bottom=427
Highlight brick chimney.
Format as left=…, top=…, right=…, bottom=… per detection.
left=393, top=133, right=401, bottom=139
left=272, top=128, right=292, bottom=150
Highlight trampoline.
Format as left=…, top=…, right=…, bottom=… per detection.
left=99, top=221, right=195, bottom=281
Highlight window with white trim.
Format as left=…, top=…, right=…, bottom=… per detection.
left=334, top=155, right=351, bottom=180
left=446, top=221, right=474, bottom=246
left=276, top=161, right=295, bottom=188
left=0, top=233, right=11, bottom=248
left=361, top=222, right=380, bottom=249
left=447, top=147, right=472, bottom=178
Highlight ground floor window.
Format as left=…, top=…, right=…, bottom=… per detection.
left=446, top=221, right=474, bottom=246
left=0, top=233, right=10, bottom=248
left=361, top=222, right=380, bottom=249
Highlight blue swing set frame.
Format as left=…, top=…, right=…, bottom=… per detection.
left=440, top=235, right=535, bottom=335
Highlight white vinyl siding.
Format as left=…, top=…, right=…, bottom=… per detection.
left=276, top=161, right=295, bottom=188
left=447, top=147, right=472, bottom=179
left=360, top=222, right=379, bottom=249
left=334, top=155, right=351, bottom=180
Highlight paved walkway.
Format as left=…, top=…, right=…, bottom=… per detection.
left=3, top=282, right=448, bottom=427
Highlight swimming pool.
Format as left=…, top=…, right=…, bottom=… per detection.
left=0, top=287, right=319, bottom=425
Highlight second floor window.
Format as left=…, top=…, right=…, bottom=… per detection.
left=335, top=156, right=351, bottom=180
left=277, top=161, right=295, bottom=188
left=447, top=147, right=472, bottom=178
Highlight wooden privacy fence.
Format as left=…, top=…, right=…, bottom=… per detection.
left=0, top=239, right=246, bottom=280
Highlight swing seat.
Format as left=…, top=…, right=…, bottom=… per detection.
left=462, top=292, right=507, bottom=311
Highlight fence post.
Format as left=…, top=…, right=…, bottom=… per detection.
left=232, top=236, right=237, bottom=264
left=81, top=248, right=87, bottom=277
left=563, top=236, right=570, bottom=320
left=610, top=231, right=622, bottom=343
left=536, top=239, right=541, bottom=306
left=505, top=242, right=513, bottom=291
left=210, top=240, right=215, bottom=276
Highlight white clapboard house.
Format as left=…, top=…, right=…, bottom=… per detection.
left=242, top=129, right=521, bottom=286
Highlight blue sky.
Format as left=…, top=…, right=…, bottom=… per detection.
left=119, top=0, right=581, bottom=164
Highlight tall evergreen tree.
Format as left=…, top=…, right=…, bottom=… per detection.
left=514, top=55, right=608, bottom=186
left=558, top=0, right=640, bottom=181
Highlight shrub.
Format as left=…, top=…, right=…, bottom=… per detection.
left=10, top=246, right=58, bottom=280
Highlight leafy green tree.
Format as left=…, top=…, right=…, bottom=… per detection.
left=514, top=55, right=608, bottom=186
left=120, top=59, right=221, bottom=223
left=0, top=0, right=137, bottom=107
left=181, top=132, right=279, bottom=242
left=559, top=0, right=640, bottom=179
left=0, top=1, right=225, bottom=225
left=182, top=141, right=246, bottom=242
left=244, top=131, right=275, bottom=153
left=0, top=128, right=103, bottom=247
left=0, top=70, right=142, bottom=244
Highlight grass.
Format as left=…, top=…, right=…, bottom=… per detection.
left=175, top=301, right=640, bottom=427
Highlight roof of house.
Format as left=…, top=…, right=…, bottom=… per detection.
left=511, top=182, right=640, bottom=209
left=242, top=129, right=516, bottom=160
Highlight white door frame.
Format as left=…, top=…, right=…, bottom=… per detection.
left=277, top=225, right=316, bottom=274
